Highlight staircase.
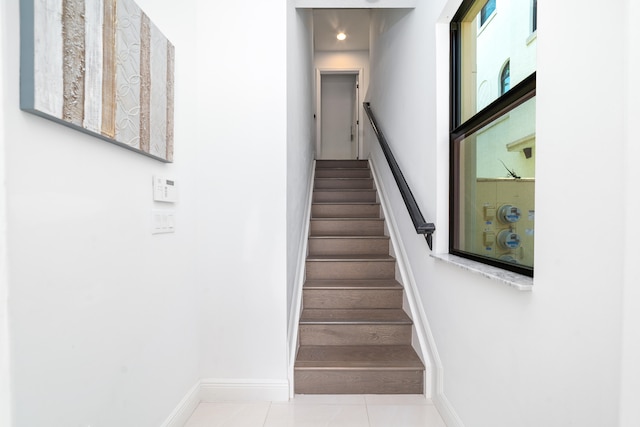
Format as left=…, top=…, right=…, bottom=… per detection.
left=294, top=159, right=425, bottom=394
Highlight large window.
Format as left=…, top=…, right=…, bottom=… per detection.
left=450, top=0, right=537, bottom=277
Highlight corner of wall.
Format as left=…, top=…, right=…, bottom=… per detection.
left=287, top=160, right=315, bottom=397
left=369, top=153, right=465, bottom=427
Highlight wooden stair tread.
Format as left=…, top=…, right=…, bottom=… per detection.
left=310, top=217, right=384, bottom=222
left=312, top=202, right=380, bottom=206
left=304, top=279, right=402, bottom=290
left=308, top=236, right=389, bottom=240
left=316, top=161, right=369, bottom=168
left=300, top=309, right=412, bottom=324
left=313, top=189, right=377, bottom=195
left=295, top=345, right=424, bottom=369
left=306, top=254, right=394, bottom=261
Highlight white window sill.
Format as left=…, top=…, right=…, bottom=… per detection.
left=431, top=253, right=533, bottom=291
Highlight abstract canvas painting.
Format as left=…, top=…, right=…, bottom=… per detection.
left=20, top=0, right=175, bottom=162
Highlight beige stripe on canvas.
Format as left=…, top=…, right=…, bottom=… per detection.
left=101, top=0, right=117, bottom=138
left=139, top=12, right=151, bottom=153
left=62, top=0, right=85, bottom=125
left=166, top=42, right=175, bottom=162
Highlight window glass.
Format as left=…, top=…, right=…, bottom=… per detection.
left=452, top=96, right=536, bottom=271
left=458, top=0, right=537, bottom=122
left=480, top=0, right=496, bottom=26
left=500, top=61, right=510, bottom=95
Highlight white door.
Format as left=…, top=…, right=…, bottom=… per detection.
left=320, top=74, right=357, bottom=159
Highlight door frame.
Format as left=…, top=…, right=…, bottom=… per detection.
left=315, top=68, right=363, bottom=159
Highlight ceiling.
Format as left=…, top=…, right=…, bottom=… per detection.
left=313, top=9, right=371, bottom=52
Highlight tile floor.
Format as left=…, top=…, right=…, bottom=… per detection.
left=183, top=394, right=446, bottom=427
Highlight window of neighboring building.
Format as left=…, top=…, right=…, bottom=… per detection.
left=480, top=0, right=496, bottom=26
left=450, top=0, right=537, bottom=277
left=500, top=61, right=510, bottom=95
left=532, top=0, right=537, bottom=32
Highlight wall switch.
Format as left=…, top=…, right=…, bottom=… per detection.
left=153, top=176, right=177, bottom=203
left=152, top=209, right=175, bottom=234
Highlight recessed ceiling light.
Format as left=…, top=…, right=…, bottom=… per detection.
left=336, top=32, right=347, bottom=41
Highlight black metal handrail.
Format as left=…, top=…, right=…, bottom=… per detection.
left=363, top=102, right=435, bottom=250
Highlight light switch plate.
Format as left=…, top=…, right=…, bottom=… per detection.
left=153, top=176, right=177, bottom=203
left=151, top=209, right=175, bottom=234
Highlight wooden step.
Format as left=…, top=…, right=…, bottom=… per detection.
left=312, top=203, right=380, bottom=218
left=310, top=218, right=385, bottom=236
left=305, top=255, right=396, bottom=280
left=315, top=168, right=371, bottom=179
left=304, top=279, right=403, bottom=309
left=314, top=178, right=374, bottom=190
left=308, top=236, right=389, bottom=256
left=295, top=345, right=423, bottom=394
left=313, top=189, right=377, bottom=203
left=299, top=309, right=412, bottom=345
left=316, top=160, right=369, bottom=169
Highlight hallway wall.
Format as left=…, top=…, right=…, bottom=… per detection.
left=286, top=4, right=315, bottom=345
left=620, top=1, right=640, bottom=424
left=0, top=1, right=11, bottom=423
left=366, top=1, right=636, bottom=426
left=1, top=0, right=201, bottom=425
left=194, top=0, right=289, bottom=385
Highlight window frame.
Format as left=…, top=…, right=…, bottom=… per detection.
left=449, top=0, right=537, bottom=278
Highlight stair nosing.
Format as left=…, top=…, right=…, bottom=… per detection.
left=311, top=216, right=384, bottom=222
left=306, top=255, right=395, bottom=261
left=304, top=281, right=402, bottom=290
left=308, top=236, right=389, bottom=240
left=300, top=309, right=412, bottom=325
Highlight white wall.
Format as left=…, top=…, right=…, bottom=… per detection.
left=286, top=3, right=314, bottom=337
left=0, top=1, right=12, bottom=424
left=620, top=1, right=640, bottom=425
left=194, top=0, right=289, bottom=385
left=3, top=0, right=201, bottom=425
left=367, top=0, right=632, bottom=426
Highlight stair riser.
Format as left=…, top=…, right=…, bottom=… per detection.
left=310, top=220, right=384, bottom=236
left=316, top=160, right=368, bottom=169
left=315, top=169, right=371, bottom=179
left=311, top=204, right=380, bottom=218
left=306, top=260, right=395, bottom=280
left=294, top=370, right=423, bottom=394
left=313, top=191, right=377, bottom=203
left=303, top=289, right=403, bottom=309
left=299, top=324, right=411, bottom=345
left=314, top=179, right=374, bottom=190
left=308, top=238, right=389, bottom=255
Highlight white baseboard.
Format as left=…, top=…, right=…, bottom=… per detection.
left=161, top=378, right=290, bottom=426
left=287, top=159, right=316, bottom=397
left=160, top=382, right=201, bottom=427
left=434, top=392, right=466, bottom=427
left=369, top=154, right=465, bottom=427
left=200, top=378, right=290, bottom=402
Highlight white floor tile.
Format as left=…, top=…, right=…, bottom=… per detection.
left=364, top=394, right=430, bottom=406
left=264, top=402, right=370, bottom=427
left=183, top=402, right=271, bottom=427
left=366, top=404, right=447, bottom=427
left=292, top=394, right=367, bottom=405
